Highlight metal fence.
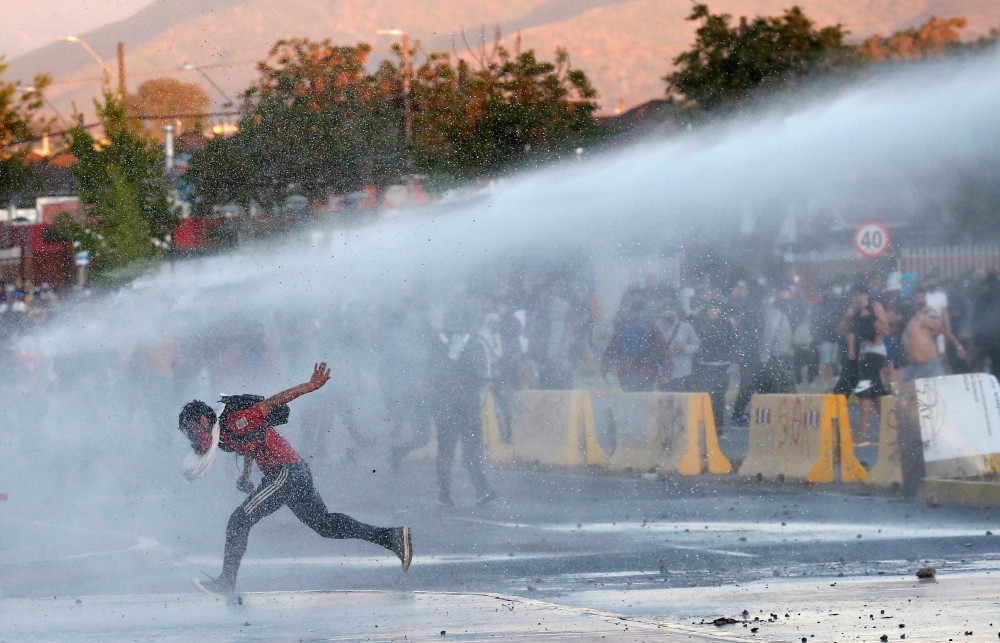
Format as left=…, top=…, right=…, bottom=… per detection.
left=899, top=244, right=1000, bottom=279
left=782, top=244, right=1000, bottom=289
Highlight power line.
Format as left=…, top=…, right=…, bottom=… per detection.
left=135, top=111, right=241, bottom=120
left=5, top=111, right=242, bottom=149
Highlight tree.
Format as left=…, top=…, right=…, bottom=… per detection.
left=187, top=38, right=406, bottom=214
left=410, top=43, right=599, bottom=181
left=860, top=16, right=1000, bottom=60
left=58, top=89, right=176, bottom=284
left=0, top=60, right=51, bottom=206
left=665, top=4, right=858, bottom=114
left=126, top=77, right=211, bottom=143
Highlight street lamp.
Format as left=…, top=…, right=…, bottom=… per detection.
left=58, top=35, right=112, bottom=82
left=376, top=28, right=412, bottom=143
left=177, top=63, right=235, bottom=108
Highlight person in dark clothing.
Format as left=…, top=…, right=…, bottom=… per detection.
left=178, top=363, right=412, bottom=595
left=691, top=298, right=737, bottom=429
left=813, top=287, right=848, bottom=386
left=731, top=288, right=796, bottom=423
left=601, top=300, right=671, bottom=392
left=430, top=297, right=497, bottom=508
left=972, top=274, right=1000, bottom=379
left=729, top=284, right=766, bottom=425
left=492, top=297, right=530, bottom=441
left=832, top=286, right=890, bottom=443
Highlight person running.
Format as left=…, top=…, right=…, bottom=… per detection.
left=177, top=362, right=412, bottom=595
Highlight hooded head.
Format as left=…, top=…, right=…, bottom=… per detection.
left=178, top=400, right=217, bottom=453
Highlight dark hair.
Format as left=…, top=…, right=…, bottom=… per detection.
left=178, top=400, right=216, bottom=434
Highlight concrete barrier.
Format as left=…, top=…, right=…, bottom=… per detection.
left=866, top=396, right=901, bottom=487
left=832, top=394, right=870, bottom=483
left=510, top=390, right=595, bottom=467
left=738, top=394, right=867, bottom=483
left=481, top=391, right=512, bottom=462
left=587, top=391, right=730, bottom=475
left=919, top=478, right=1000, bottom=507
left=894, top=374, right=1000, bottom=501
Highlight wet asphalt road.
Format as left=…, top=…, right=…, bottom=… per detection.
left=3, top=426, right=1000, bottom=640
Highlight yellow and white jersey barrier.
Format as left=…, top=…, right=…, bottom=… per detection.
left=867, top=396, right=901, bottom=487
left=587, top=391, right=730, bottom=475
left=738, top=394, right=868, bottom=483
left=509, top=390, right=596, bottom=467
left=481, top=391, right=512, bottom=462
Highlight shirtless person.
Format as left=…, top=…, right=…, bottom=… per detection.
left=910, top=286, right=966, bottom=369
left=902, top=298, right=966, bottom=381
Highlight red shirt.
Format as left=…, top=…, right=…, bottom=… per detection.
left=222, top=405, right=301, bottom=473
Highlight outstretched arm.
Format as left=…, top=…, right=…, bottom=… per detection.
left=257, top=362, right=331, bottom=418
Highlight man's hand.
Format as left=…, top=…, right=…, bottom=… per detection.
left=259, top=360, right=332, bottom=418
left=236, top=476, right=254, bottom=494
left=307, top=362, right=331, bottom=392
left=237, top=456, right=254, bottom=493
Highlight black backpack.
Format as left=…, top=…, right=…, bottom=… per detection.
left=217, top=394, right=291, bottom=454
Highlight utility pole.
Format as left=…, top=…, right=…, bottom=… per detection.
left=377, top=29, right=413, bottom=143
left=401, top=33, right=412, bottom=144
left=117, top=42, right=126, bottom=99
left=377, top=28, right=415, bottom=203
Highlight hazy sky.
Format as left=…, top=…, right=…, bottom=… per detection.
left=1, top=0, right=155, bottom=59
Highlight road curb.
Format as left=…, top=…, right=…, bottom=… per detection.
left=919, top=477, right=1000, bottom=507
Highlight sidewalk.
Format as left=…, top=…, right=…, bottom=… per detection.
left=1, top=589, right=737, bottom=642
left=5, top=571, right=998, bottom=642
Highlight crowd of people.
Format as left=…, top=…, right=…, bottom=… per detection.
left=4, top=262, right=1000, bottom=492
left=0, top=280, right=60, bottom=339
left=596, top=267, right=1000, bottom=443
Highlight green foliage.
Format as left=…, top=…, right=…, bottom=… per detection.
left=412, top=46, right=599, bottom=180
left=0, top=155, right=41, bottom=206
left=665, top=4, right=858, bottom=114
left=187, top=38, right=601, bottom=209
left=58, top=89, right=175, bottom=282
left=187, top=39, right=406, bottom=214
left=0, top=60, right=51, bottom=205
left=61, top=169, right=156, bottom=282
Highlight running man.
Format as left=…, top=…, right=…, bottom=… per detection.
left=178, top=362, right=412, bottom=595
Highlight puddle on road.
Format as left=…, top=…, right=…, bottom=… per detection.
left=534, top=520, right=998, bottom=546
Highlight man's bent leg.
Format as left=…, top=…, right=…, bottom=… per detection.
left=435, top=411, right=461, bottom=505
left=218, top=467, right=291, bottom=588
left=457, top=410, right=491, bottom=500
left=285, top=462, right=411, bottom=571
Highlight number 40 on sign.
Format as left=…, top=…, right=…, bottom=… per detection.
left=853, top=222, right=891, bottom=258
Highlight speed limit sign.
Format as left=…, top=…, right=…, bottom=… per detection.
left=853, top=222, right=891, bottom=258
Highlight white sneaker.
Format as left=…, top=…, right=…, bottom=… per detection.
left=390, top=526, right=412, bottom=572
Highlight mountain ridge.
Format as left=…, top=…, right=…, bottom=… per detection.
left=7, top=0, right=1000, bottom=120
